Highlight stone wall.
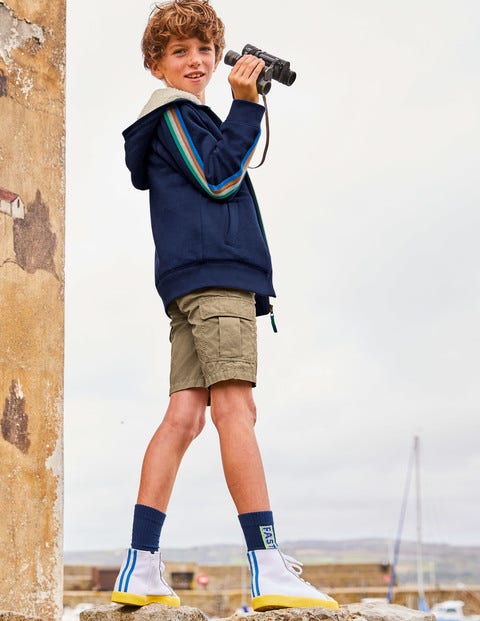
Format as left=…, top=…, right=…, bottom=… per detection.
left=0, top=1, right=65, bottom=620
left=64, top=562, right=392, bottom=593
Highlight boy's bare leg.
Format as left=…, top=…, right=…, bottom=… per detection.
left=137, top=387, right=209, bottom=512
left=210, top=380, right=270, bottom=513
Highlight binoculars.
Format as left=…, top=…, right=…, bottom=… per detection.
left=224, top=44, right=296, bottom=95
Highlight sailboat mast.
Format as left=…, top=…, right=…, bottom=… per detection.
left=415, top=435, right=427, bottom=609
left=387, top=439, right=415, bottom=603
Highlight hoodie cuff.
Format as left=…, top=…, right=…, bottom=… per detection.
left=225, top=99, right=265, bottom=127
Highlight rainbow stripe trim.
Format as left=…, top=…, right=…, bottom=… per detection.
left=164, top=106, right=260, bottom=199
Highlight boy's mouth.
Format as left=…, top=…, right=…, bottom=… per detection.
left=185, top=72, right=205, bottom=79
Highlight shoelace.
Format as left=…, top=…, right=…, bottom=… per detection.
left=282, top=554, right=313, bottom=586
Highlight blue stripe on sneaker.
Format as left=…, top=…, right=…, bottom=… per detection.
left=124, top=549, right=137, bottom=591
left=118, top=548, right=132, bottom=592
left=247, top=552, right=255, bottom=597
left=250, top=550, right=260, bottom=598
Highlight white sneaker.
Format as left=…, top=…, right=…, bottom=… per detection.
left=247, top=548, right=339, bottom=611
left=111, top=548, right=180, bottom=606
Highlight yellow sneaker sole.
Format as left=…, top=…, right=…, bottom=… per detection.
left=252, top=594, right=340, bottom=611
left=111, top=591, right=180, bottom=607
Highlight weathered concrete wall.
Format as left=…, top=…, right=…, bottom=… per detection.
left=0, top=0, right=65, bottom=620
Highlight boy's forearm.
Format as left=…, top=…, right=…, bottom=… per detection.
left=221, top=98, right=265, bottom=130
left=160, top=102, right=264, bottom=200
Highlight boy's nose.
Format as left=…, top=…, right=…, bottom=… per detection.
left=188, top=52, right=201, bottom=66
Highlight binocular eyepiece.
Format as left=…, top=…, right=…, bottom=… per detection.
left=224, top=44, right=296, bottom=96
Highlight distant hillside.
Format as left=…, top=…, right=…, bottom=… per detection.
left=64, top=538, right=480, bottom=585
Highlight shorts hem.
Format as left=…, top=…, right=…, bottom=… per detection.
left=169, top=378, right=206, bottom=395
left=204, top=364, right=257, bottom=388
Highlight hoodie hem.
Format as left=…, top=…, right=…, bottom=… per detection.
left=157, top=262, right=275, bottom=316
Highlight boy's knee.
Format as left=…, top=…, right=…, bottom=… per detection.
left=165, top=389, right=208, bottom=441
left=165, top=408, right=206, bottom=442
left=211, top=403, right=257, bottom=430
left=190, top=410, right=207, bottom=439
left=210, top=380, right=257, bottom=428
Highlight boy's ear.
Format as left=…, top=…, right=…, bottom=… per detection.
left=151, top=63, right=164, bottom=80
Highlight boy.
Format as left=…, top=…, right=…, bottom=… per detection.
left=112, top=0, right=339, bottom=612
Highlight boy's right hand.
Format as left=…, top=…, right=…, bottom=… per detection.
left=228, top=55, right=265, bottom=103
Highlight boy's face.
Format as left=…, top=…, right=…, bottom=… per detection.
left=151, top=36, right=218, bottom=103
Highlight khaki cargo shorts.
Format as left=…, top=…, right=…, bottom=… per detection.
left=167, top=288, right=258, bottom=395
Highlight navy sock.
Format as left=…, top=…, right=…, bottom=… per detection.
left=238, top=511, right=278, bottom=551
left=131, top=504, right=166, bottom=552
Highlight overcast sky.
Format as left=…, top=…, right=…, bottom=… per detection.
left=65, top=0, right=480, bottom=553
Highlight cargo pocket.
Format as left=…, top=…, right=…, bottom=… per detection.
left=198, top=295, right=256, bottom=361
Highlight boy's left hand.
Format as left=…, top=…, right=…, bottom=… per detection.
left=228, top=55, right=265, bottom=103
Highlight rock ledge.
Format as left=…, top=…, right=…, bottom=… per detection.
left=80, top=602, right=435, bottom=621
left=0, top=613, right=43, bottom=621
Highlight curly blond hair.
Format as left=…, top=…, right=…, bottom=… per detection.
left=141, top=0, right=225, bottom=69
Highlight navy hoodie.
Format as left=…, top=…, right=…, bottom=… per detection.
left=122, top=88, right=275, bottom=316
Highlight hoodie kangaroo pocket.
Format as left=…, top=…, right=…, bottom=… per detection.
left=225, top=202, right=239, bottom=247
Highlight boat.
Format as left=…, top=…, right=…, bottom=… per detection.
left=433, top=599, right=480, bottom=621
left=431, top=600, right=465, bottom=621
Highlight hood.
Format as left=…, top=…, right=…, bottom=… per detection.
left=122, top=88, right=202, bottom=190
